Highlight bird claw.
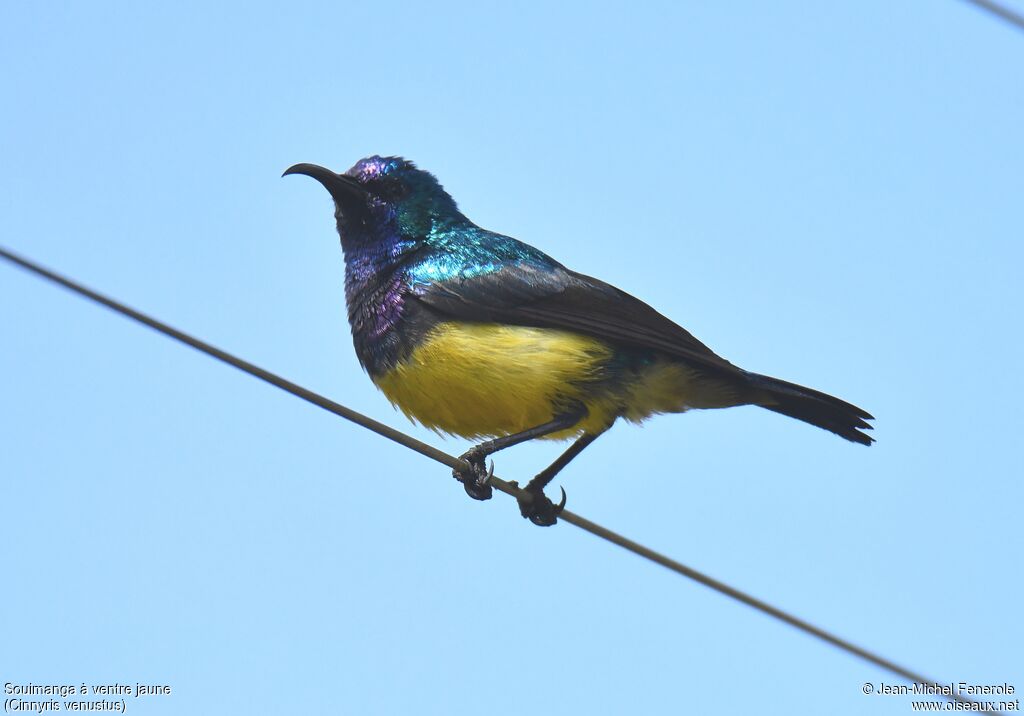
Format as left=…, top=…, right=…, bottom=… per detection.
left=454, top=451, right=493, bottom=501
left=518, top=485, right=566, bottom=527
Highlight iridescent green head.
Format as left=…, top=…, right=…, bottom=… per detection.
left=284, top=156, right=464, bottom=240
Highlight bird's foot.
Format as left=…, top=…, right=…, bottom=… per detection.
left=516, top=484, right=566, bottom=527
left=453, top=448, right=494, bottom=501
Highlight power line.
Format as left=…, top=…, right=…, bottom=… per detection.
left=962, top=0, right=1024, bottom=32
left=0, top=245, right=1002, bottom=714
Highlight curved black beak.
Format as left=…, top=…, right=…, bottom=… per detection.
left=283, top=163, right=370, bottom=210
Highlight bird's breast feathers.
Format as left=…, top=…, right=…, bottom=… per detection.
left=372, top=321, right=703, bottom=439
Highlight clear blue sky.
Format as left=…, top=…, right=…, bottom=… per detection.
left=2, top=2, right=1021, bottom=714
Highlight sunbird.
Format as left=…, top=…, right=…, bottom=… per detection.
left=285, top=156, right=873, bottom=525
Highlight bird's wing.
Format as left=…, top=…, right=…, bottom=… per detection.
left=410, top=260, right=746, bottom=379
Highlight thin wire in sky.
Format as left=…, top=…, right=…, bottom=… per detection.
left=961, top=0, right=1024, bottom=32
left=0, top=245, right=1004, bottom=715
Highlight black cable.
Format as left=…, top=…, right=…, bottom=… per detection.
left=962, top=0, right=1024, bottom=32
left=0, top=245, right=1001, bottom=714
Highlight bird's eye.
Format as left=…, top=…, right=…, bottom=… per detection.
left=372, top=177, right=407, bottom=202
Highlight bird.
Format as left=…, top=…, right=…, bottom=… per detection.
left=284, top=156, right=873, bottom=526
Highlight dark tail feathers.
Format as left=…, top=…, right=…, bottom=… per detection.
left=747, top=372, right=874, bottom=445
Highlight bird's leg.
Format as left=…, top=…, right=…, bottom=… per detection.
left=453, top=404, right=587, bottom=503
left=518, top=431, right=602, bottom=526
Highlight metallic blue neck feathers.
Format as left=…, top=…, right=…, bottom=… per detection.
left=333, top=156, right=560, bottom=376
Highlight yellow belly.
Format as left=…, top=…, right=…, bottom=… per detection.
left=373, top=322, right=623, bottom=439
left=373, top=321, right=719, bottom=440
